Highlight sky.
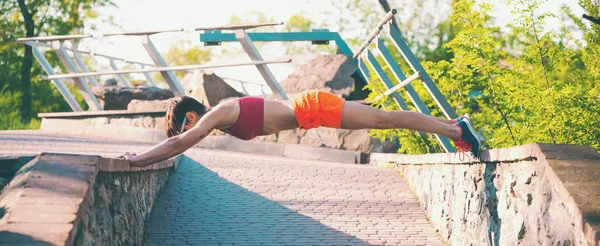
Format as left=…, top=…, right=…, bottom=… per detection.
left=71, top=0, right=585, bottom=95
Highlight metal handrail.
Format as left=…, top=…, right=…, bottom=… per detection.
left=195, top=22, right=283, bottom=31
left=16, top=22, right=285, bottom=43
left=42, top=59, right=292, bottom=80
left=352, top=9, right=397, bottom=59
left=24, top=41, right=155, bottom=67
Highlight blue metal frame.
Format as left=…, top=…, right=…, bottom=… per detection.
left=201, top=29, right=355, bottom=56
left=200, top=29, right=362, bottom=84
left=386, top=25, right=457, bottom=119
left=375, top=39, right=454, bottom=152
left=365, top=50, right=408, bottom=109
left=200, top=24, right=458, bottom=154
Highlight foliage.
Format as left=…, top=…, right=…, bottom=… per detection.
left=0, top=84, right=39, bottom=130
left=0, top=0, right=114, bottom=129
left=366, top=0, right=600, bottom=153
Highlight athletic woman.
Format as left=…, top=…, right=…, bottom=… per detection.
left=120, top=90, right=481, bottom=166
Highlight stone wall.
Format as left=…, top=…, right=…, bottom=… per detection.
left=74, top=169, right=171, bottom=245
left=0, top=153, right=176, bottom=246
left=81, top=115, right=166, bottom=130
left=370, top=144, right=598, bottom=246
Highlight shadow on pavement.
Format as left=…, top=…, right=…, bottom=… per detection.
left=0, top=231, right=54, bottom=245
left=144, top=156, right=370, bottom=245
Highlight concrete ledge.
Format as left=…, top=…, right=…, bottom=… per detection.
left=98, top=156, right=176, bottom=172
left=0, top=153, right=179, bottom=246
left=41, top=118, right=167, bottom=143
left=42, top=118, right=364, bottom=164
left=370, top=143, right=541, bottom=165
left=370, top=143, right=600, bottom=245
left=38, top=109, right=165, bottom=119
left=199, top=135, right=363, bottom=164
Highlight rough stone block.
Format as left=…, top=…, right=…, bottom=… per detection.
left=277, top=130, right=299, bottom=144
left=279, top=54, right=356, bottom=99
left=92, top=86, right=174, bottom=110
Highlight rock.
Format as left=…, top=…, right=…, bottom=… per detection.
left=371, top=138, right=399, bottom=153
left=315, top=128, right=348, bottom=149
left=142, top=116, right=154, bottom=128
left=342, top=129, right=373, bottom=153
left=300, top=130, right=324, bottom=147
left=89, top=117, right=109, bottom=125
left=92, top=86, right=174, bottom=110
left=109, top=118, right=132, bottom=127
left=296, top=128, right=307, bottom=137
left=127, top=99, right=172, bottom=112
left=183, top=71, right=244, bottom=107
left=209, top=129, right=227, bottom=136
left=104, top=78, right=118, bottom=86
left=253, top=134, right=277, bottom=143
left=155, top=117, right=166, bottom=130
left=277, top=130, right=299, bottom=144
left=279, top=54, right=357, bottom=98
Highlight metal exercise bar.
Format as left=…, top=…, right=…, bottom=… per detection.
left=25, top=41, right=155, bottom=67
left=32, top=46, right=83, bottom=111
left=17, top=34, right=92, bottom=43
left=386, top=24, right=457, bottom=119
left=352, top=9, right=397, bottom=59
left=357, top=58, right=371, bottom=81
left=358, top=56, right=433, bottom=150
left=195, top=22, right=283, bottom=31
left=17, top=22, right=285, bottom=43
left=234, top=30, right=288, bottom=100
left=365, top=50, right=408, bottom=109
left=71, top=52, right=99, bottom=86
left=51, top=41, right=102, bottom=111
left=375, top=38, right=454, bottom=152
left=199, top=29, right=361, bottom=84
left=371, top=71, right=420, bottom=102
left=140, top=65, right=158, bottom=87
left=102, top=29, right=184, bottom=37
left=43, top=59, right=292, bottom=80
left=141, top=35, right=185, bottom=96
left=108, top=59, right=132, bottom=87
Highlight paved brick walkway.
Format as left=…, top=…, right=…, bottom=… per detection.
left=0, top=131, right=444, bottom=245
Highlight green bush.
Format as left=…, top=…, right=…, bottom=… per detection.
left=368, top=0, right=600, bottom=153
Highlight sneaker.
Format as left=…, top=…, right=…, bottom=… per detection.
left=457, top=114, right=473, bottom=126
left=455, top=117, right=481, bottom=158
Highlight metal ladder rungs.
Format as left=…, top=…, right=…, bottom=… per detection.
left=372, top=71, right=421, bottom=102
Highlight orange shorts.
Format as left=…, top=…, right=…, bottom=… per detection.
left=291, top=90, right=345, bottom=130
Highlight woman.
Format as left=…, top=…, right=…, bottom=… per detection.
left=121, top=90, right=480, bottom=166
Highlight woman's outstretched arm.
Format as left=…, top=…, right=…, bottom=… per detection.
left=122, top=106, right=227, bottom=167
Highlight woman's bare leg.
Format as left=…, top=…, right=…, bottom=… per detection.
left=426, top=114, right=457, bottom=124
left=340, top=101, right=461, bottom=141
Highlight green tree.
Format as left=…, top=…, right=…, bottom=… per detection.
left=368, top=0, right=600, bottom=153
left=0, top=0, right=114, bottom=127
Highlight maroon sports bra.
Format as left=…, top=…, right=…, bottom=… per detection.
left=226, top=97, right=264, bottom=140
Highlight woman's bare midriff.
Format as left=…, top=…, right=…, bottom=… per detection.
left=214, top=98, right=298, bottom=136
left=262, top=99, right=298, bottom=134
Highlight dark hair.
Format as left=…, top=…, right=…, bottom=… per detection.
left=165, top=96, right=208, bottom=137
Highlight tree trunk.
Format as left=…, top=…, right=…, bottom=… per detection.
left=17, top=0, right=34, bottom=121
left=377, top=0, right=400, bottom=29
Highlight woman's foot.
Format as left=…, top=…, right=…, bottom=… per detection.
left=454, top=115, right=481, bottom=157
